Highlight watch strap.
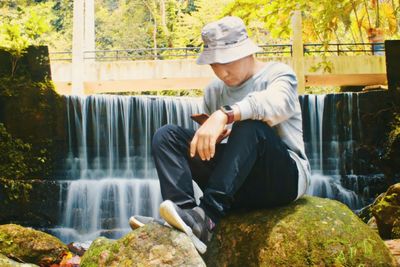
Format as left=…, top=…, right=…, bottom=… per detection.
left=220, top=105, right=234, bottom=124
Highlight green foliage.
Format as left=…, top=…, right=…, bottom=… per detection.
left=0, top=74, right=60, bottom=181
left=0, top=4, right=50, bottom=45
left=222, top=0, right=399, bottom=44
left=308, top=54, right=334, bottom=73
left=0, top=2, right=52, bottom=76
left=0, top=122, right=50, bottom=180
left=50, top=0, right=73, bottom=51
left=103, top=89, right=203, bottom=97
left=93, top=0, right=230, bottom=50
left=95, top=1, right=152, bottom=50
left=0, top=178, right=32, bottom=203
left=0, top=123, right=36, bottom=203
left=0, top=0, right=72, bottom=51
left=143, top=89, right=203, bottom=97
left=171, top=0, right=232, bottom=47
left=1, top=0, right=399, bottom=52
left=385, top=111, right=400, bottom=159
left=0, top=75, right=55, bottom=97
left=305, top=86, right=340, bottom=95
left=0, top=123, right=31, bottom=180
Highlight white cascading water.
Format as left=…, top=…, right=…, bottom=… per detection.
left=53, top=95, right=202, bottom=243
left=52, top=92, right=365, bottom=243
left=301, top=93, right=362, bottom=209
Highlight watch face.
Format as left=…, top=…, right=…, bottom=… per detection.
left=222, top=105, right=233, bottom=112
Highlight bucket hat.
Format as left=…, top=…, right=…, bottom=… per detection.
left=196, top=16, right=261, bottom=65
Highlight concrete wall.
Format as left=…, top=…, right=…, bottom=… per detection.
left=51, top=56, right=387, bottom=95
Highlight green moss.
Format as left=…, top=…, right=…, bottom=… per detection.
left=205, top=196, right=395, bottom=267
left=81, top=223, right=205, bottom=267
left=0, top=253, right=38, bottom=267
left=0, top=224, right=67, bottom=266
left=80, top=237, right=115, bottom=267
left=371, top=184, right=400, bottom=239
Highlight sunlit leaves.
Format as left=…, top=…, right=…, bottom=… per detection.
left=0, top=2, right=52, bottom=54
left=222, top=0, right=399, bottom=43
left=171, top=0, right=233, bottom=47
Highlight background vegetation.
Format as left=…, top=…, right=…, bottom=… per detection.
left=1, top=0, right=399, bottom=52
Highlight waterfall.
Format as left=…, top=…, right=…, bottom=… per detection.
left=300, top=93, right=363, bottom=209
left=53, top=92, right=367, bottom=243
left=55, top=95, right=202, bottom=243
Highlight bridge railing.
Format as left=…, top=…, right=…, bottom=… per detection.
left=49, top=42, right=385, bottom=62
left=304, top=43, right=385, bottom=56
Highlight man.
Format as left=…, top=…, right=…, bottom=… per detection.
left=130, top=16, right=311, bottom=254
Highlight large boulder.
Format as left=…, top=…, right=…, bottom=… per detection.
left=80, top=223, right=206, bottom=267
left=0, top=224, right=68, bottom=266
left=371, top=183, right=400, bottom=239
left=205, top=196, right=396, bottom=267
left=0, top=253, right=38, bottom=267
left=385, top=239, right=400, bottom=266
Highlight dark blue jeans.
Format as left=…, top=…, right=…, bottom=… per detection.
left=152, top=120, right=298, bottom=223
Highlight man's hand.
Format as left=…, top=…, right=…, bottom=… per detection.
left=190, top=110, right=228, bottom=160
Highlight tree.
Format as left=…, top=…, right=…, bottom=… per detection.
left=0, top=3, right=52, bottom=76
left=50, top=0, right=73, bottom=51
left=171, top=0, right=232, bottom=47
left=222, top=0, right=400, bottom=44
left=95, top=0, right=156, bottom=51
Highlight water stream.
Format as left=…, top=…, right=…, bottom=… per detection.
left=300, top=93, right=363, bottom=209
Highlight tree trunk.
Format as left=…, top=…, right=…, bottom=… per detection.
left=10, top=56, right=20, bottom=77
left=142, top=0, right=158, bottom=59
left=160, top=0, right=167, bottom=32
left=351, top=0, right=365, bottom=42
left=153, top=17, right=157, bottom=60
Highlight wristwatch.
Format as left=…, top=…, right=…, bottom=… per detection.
left=220, top=105, right=234, bottom=124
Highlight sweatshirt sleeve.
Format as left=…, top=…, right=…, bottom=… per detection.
left=235, top=70, right=298, bottom=127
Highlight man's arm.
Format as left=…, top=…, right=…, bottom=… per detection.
left=235, top=74, right=298, bottom=126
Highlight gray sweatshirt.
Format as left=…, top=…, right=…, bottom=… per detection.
left=203, top=61, right=311, bottom=199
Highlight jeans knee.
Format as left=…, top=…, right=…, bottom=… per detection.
left=152, top=124, right=180, bottom=152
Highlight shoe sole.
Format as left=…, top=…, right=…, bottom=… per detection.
left=159, top=200, right=207, bottom=254
left=129, top=217, right=145, bottom=230
left=129, top=216, right=172, bottom=230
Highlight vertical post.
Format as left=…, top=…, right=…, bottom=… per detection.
left=291, top=10, right=305, bottom=94
left=72, top=0, right=85, bottom=95
left=85, top=0, right=95, bottom=62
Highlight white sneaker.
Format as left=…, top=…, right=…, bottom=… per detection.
left=129, top=215, right=170, bottom=230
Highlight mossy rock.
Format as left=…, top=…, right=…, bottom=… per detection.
left=0, top=253, right=38, bottom=267
left=371, top=183, right=400, bottom=239
left=205, top=196, right=396, bottom=267
left=0, top=224, right=67, bottom=266
left=80, top=223, right=205, bottom=267
left=393, top=219, right=400, bottom=239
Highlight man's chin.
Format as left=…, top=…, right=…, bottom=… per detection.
left=224, top=80, right=240, bottom=87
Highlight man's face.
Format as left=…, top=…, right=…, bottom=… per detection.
left=210, top=57, right=252, bottom=87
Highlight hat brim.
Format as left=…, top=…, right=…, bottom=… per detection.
left=196, top=39, right=262, bottom=65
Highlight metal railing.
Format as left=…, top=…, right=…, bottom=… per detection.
left=303, top=43, right=385, bottom=56
left=49, top=42, right=385, bottom=62
left=257, top=44, right=292, bottom=57
left=84, top=47, right=202, bottom=61
left=49, top=51, right=74, bottom=61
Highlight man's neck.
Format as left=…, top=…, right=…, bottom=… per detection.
left=241, top=58, right=266, bottom=83
left=251, top=59, right=267, bottom=76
